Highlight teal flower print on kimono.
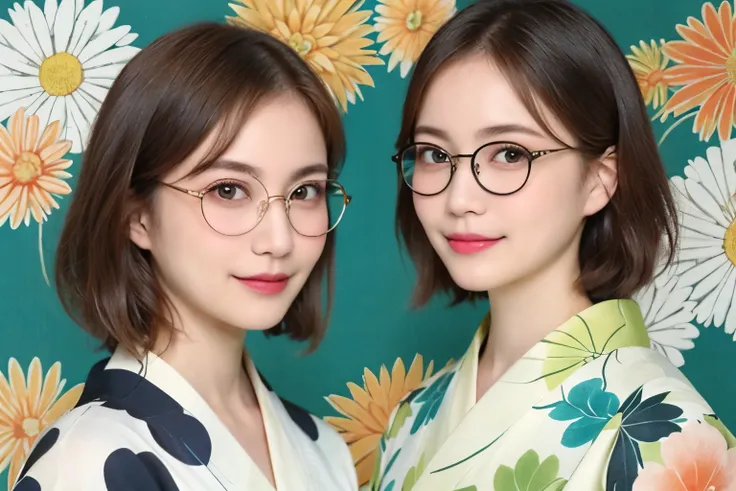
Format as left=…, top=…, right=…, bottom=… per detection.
left=410, top=371, right=455, bottom=434
left=537, top=378, right=620, bottom=448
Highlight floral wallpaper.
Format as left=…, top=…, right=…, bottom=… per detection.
left=0, top=0, right=734, bottom=489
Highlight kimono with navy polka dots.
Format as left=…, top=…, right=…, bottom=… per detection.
left=11, top=348, right=357, bottom=491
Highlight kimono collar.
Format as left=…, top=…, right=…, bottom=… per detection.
left=76, top=347, right=299, bottom=490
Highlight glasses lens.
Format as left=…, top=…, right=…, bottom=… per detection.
left=473, top=143, right=532, bottom=194
left=401, top=144, right=452, bottom=195
left=287, top=180, right=347, bottom=237
left=201, top=175, right=268, bottom=235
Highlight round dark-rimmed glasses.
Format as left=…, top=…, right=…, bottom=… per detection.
left=392, top=141, right=576, bottom=196
left=162, top=175, right=351, bottom=237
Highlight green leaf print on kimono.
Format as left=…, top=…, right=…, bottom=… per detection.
left=537, top=378, right=620, bottom=448
left=541, top=300, right=649, bottom=389
left=605, top=386, right=684, bottom=491
left=401, top=453, right=427, bottom=491
left=493, top=450, right=567, bottom=491
left=410, top=371, right=455, bottom=434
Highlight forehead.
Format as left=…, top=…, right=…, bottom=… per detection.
left=169, top=94, right=327, bottom=182
left=416, top=54, right=573, bottom=146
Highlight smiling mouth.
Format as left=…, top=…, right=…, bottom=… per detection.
left=445, top=234, right=504, bottom=254
left=235, top=274, right=290, bottom=295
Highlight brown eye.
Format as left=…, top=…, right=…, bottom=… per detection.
left=211, top=182, right=248, bottom=200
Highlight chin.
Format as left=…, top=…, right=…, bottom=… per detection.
left=444, top=263, right=510, bottom=293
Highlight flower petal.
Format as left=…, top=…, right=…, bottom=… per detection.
left=54, top=0, right=76, bottom=53
left=42, top=383, right=83, bottom=423
left=68, top=0, right=103, bottom=57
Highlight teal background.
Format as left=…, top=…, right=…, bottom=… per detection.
left=1, top=0, right=734, bottom=488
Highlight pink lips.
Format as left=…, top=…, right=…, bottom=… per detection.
left=446, top=233, right=503, bottom=254
left=236, top=273, right=290, bottom=294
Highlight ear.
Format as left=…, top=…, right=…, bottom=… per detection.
left=583, top=146, right=618, bottom=217
left=129, top=203, right=153, bottom=251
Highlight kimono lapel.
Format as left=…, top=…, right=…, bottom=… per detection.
left=415, top=299, right=650, bottom=489
left=103, top=348, right=277, bottom=490
left=245, top=354, right=314, bottom=491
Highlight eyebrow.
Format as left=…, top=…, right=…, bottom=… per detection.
left=209, top=159, right=330, bottom=181
left=414, top=123, right=545, bottom=141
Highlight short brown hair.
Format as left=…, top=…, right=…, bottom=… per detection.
left=395, top=0, right=677, bottom=307
left=55, top=22, right=345, bottom=354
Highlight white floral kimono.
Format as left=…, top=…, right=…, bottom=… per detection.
left=371, top=299, right=736, bottom=491
left=12, top=347, right=357, bottom=491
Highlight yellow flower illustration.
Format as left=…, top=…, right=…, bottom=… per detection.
left=325, top=355, right=435, bottom=486
left=0, top=357, right=83, bottom=489
left=374, top=0, right=456, bottom=77
left=0, top=106, right=73, bottom=284
left=626, top=39, right=671, bottom=111
left=226, top=0, right=384, bottom=111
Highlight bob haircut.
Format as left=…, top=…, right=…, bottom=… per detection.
left=394, top=0, right=677, bottom=307
left=55, top=22, right=345, bottom=355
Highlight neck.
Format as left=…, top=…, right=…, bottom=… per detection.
left=153, top=298, right=258, bottom=411
left=478, top=250, right=591, bottom=387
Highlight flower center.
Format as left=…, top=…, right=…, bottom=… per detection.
left=727, top=49, right=736, bottom=85
left=288, top=33, right=315, bottom=57
left=405, top=10, right=423, bottom=31
left=21, top=417, right=41, bottom=437
left=724, top=216, right=736, bottom=266
left=13, top=152, right=43, bottom=184
left=646, top=69, right=665, bottom=87
left=39, top=52, right=83, bottom=96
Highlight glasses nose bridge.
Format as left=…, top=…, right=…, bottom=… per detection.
left=256, top=194, right=290, bottom=221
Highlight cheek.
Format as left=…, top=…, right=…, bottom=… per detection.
left=509, top=171, right=588, bottom=237
left=413, top=194, right=442, bottom=230
left=296, top=235, right=327, bottom=268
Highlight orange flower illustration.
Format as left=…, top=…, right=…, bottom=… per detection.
left=0, top=106, right=73, bottom=284
left=0, top=358, right=83, bottom=489
left=325, top=355, right=435, bottom=485
left=633, top=421, right=736, bottom=491
left=627, top=39, right=671, bottom=111
left=662, top=1, right=736, bottom=141
left=226, top=0, right=384, bottom=112
left=374, top=0, right=456, bottom=78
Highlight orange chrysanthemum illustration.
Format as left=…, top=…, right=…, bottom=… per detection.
left=662, top=1, right=736, bottom=141
left=633, top=421, right=736, bottom=491
left=0, top=358, right=83, bottom=489
left=0, top=107, right=72, bottom=229
left=325, top=355, right=435, bottom=485
left=226, top=0, right=384, bottom=111
left=373, top=0, right=456, bottom=78
left=627, top=39, right=671, bottom=111
left=0, top=106, right=73, bottom=284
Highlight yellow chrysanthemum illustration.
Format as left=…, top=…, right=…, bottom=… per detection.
left=226, top=0, right=384, bottom=111
left=626, top=39, right=671, bottom=111
left=0, top=106, right=73, bottom=284
left=0, top=357, right=83, bottom=489
left=374, top=0, right=456, bottom=78
left=325, top=355, right=435, bottom=486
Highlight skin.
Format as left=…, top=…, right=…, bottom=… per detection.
left=129, top=93, right=329, bottom=486
left=411, top=54, right=618, bottom=399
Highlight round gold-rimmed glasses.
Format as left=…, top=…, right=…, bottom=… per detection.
left=161, top=175, right=351, bottom=237
left=392, top=141, right=576, bottom=196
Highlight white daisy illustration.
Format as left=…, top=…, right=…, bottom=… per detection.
left=670, top=137, right=736, bottom=339
left=634, top=273, right=699, bottom=367
left=0, top=0, right=140, bottom=153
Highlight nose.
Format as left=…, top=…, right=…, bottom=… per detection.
left=445, top=157, right=487, bottom=217
left=250, top=198, right=295, bottom=258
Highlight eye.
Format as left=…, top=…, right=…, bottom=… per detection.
left=291, top=182, right=322, bottom=200
left=494, top=146, right=527, bottom=164
left=208, top=181, right=249, bottom=201
left=418, top=146, right=450, bottom=164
